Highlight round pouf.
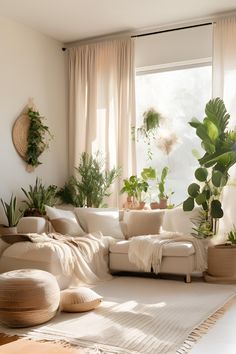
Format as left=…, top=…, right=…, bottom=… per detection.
left=0, top=269, right=60, bottom=328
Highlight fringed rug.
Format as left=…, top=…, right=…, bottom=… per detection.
left=0, top=276, right=236, bottom=354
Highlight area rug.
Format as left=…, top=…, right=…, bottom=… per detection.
left=0, top=276, right=236, bottom=354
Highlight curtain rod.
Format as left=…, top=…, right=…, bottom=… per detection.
left=62, top=21, right=213, bottom=51
left=131, top=22, right=212, bottom=38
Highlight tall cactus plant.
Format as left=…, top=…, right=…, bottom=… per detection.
left=183, top=98, right=236, bottom=238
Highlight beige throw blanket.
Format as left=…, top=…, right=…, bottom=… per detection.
left=128, top=231, right=207, bottom=273
left=22, top=232, right=115, bottom=285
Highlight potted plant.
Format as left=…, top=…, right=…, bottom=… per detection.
left=147, top=166, right=174, bottom=209
left=58, top=152, right=120, bottom=208
left=22, top=177, right=58, bottom=216
left=121, top=175, right=148, bottom=209
left=183, top=98, right=236, bottom=239
left=133, top=108, right=162, bottom=160
left=0, top=195, right=24, bottom=235
left=205, top=227, right=236, bottom=283
left=156, top=166, right=174, bottom=209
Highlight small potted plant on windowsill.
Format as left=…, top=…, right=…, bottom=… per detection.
left=0, top=195, right=24, bottom=235
left=121, top=175, right=148, bottom=210
left=149, top=166, right=174, bottom=209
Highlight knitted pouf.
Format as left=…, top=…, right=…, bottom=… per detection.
left=0, top=269, right=60, bottom=328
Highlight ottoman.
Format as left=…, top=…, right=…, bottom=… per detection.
left=0, top=269, right=60, bottom=328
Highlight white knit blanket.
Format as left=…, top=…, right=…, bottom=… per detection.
left=128, top=231, right=207, bottom=273
left=24, top=232, right=115, bottom=284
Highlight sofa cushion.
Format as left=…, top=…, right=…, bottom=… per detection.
left=124, top=210, right=165, bottom=238
left=50, top=218, right=85, bottom=237
left=110, top=240, right=195, bottom=257
left=162, top=207, right=201, bottom=235
left=74, top=208, right=124, bottom=239
left=45, top=205, right=85, bottom=236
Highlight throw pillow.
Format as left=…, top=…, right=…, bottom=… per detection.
left=50, top=218, right=85, bottom=237
left=74, top=208, right=124, bottom=239
left=60, top=287, right=102, bottom=312
left=45, top=206, right=85, bottom=236
left=124, top=210, right=165, bottom=238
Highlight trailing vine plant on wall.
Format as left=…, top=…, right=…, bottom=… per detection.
left=26, top=108, right=52, bottom=167
left=12, top=102, right=53, bottom=171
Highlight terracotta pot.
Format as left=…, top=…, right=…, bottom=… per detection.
left=137, top=202, right=145, bottom=210
left=0, top=225, right=17, bottom=236
left=150, top=202, right=159, bottom=210
left=159, top=198, right=168, bottom=209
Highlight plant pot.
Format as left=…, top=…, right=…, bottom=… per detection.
left=204, top=244, right=236, bottom=283
left=137, top=202, right=145, bottom=210
left=150, top=202, right=159, bottom=210
left=159, top=198, right=167, bottom=209
left=0, top=225, right=17, bottom=236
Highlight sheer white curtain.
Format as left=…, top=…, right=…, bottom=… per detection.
left=68, top=38, right=136, bottom=206
left=213, top=15, right=236, bottom=236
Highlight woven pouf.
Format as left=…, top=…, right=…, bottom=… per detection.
left=0, top=269, right=60, bottom=328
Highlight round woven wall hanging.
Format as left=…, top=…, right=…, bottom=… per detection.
left=12, top=114, right=30, bottom=159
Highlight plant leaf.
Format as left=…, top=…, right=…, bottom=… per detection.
left=183, top=197, right=194, bottom=211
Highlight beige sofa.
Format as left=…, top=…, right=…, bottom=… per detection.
left=109, top=207, right=200, bottom=283
left=0, top=207, right=201, bottom=287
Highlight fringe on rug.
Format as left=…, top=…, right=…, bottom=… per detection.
left=176, top=295, right=236, bottom=354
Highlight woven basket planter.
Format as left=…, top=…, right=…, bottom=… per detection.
left=204, top=245, right=236, bottom=283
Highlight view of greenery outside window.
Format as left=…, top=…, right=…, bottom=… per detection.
left=135, top=64, right=212, bottom=205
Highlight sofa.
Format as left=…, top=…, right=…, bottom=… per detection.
left=109, top=207, right=200, bottom=283
left=0, top=206, right=202, bottom=287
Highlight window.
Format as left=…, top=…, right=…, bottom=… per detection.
left=135, top=64, right=212, bottom=205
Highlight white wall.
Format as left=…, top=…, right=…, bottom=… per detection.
left=135, top=25, right=212, bottom=68
left=0, top=17, right=68, bottom=224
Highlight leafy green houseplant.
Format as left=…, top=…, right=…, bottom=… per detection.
left=120, top=175, right=148, bottom=209
left=0, top=195, right=24, bottom=234
left=183, top=98, right=236, bottom=238
left=133, top=108, right=162, bottom=160
left=26, top=108, right=52, bottom=168
left=22, top=177, right=58, bottom=216
left=227, top=228, right=236, bottom=245
left=58, top=152, right=120, bottom=208
left=156, top=166, right=174, bottom=209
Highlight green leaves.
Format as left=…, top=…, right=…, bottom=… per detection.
left=183, top=197, right=194, bottom=211
left=141, top=167, right=156, bottom=180
left=211, top=200, right=223, bottom=218
left=212, top=171, right=227, bottom=187
left=1, top=195, right=24, bottom=227
left=188, top=183, right=200, bottom=197
left=183, top=97, right=235, bottom=239
left=26, top=108, right=52, bottom=167
left=205, top=97, right=230, bottom=132
left=22, top=177, right=58, bottom=216
left=60, top=152, right=121, bottom=208
left=195, top=167, right=208, bottom=182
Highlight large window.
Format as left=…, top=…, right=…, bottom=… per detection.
left=135, top=64, right=212, bottom=205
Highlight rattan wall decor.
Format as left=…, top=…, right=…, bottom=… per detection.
left=12, top=105, right=52, bottom=172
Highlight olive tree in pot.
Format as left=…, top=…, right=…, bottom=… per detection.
left=183, top=98, right=236, bottom=239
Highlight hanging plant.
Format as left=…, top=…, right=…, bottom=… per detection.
left=133, top=108, right=162, bottom=160
left=25, top=108, right=52, bottom=167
